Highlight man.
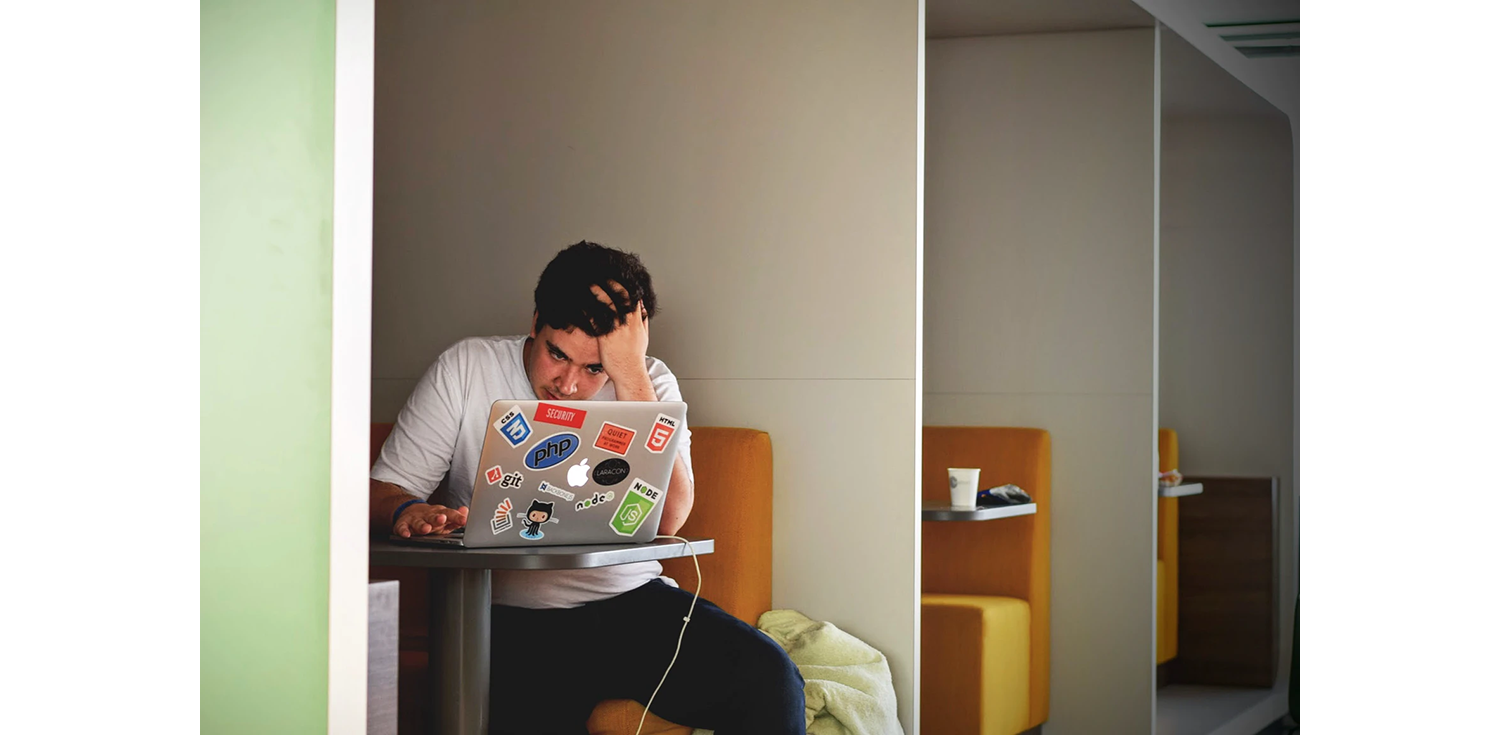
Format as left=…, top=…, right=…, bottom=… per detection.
left=369, top=242, right=805, bottom=735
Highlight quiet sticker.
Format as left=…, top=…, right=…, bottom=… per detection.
left=644, top=414, right=679, bottom=454
left=490, top=498, right=514, bottom=535
left=593, top=422, right=636, bottom=456
left=538, top=480, right=575, bottom=503
left=534, top=402, right=587, bottom=429
left=485, top=465, right=505, bottom=485
left=609, top=478, right=663, bottom=536
left=494, top=405, right=533, bottom=447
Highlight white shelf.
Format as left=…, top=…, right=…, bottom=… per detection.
left=1159, top=483, right=1204, bottom=498
left=921, top=502, right=1037, bottom=521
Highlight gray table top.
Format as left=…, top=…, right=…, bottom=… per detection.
left=921, top=502, right=1038, bottom=522
left=369, top=537, right=714, bottom=570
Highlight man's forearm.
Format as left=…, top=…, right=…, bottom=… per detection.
left=370, top=479, right=421, bottom=534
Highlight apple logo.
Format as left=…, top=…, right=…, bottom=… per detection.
left=567, top=457, right=591, bottom=488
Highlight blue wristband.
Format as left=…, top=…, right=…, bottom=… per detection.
left=392, top=498, right=426, bottom=529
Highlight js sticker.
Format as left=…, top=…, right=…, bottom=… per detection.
left=525, top=432, right=580, bottom=470
left=494, top=405, right=532, bottom=447
left=609, top=478, right=663, bottom=536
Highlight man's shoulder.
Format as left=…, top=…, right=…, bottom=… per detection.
left=438, top=335, right=526, bottom=363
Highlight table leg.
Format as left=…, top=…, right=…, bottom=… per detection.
left=429, top=567, right=491, bottom=734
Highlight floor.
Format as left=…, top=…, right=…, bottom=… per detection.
left=1157, top=684, right=1291, bottom=735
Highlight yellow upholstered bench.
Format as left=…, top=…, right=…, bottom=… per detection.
left=1157, top=428, right=1179, bottom=665
left=922, top=427, right=1051, bottom=735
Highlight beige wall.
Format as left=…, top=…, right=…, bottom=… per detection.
left=924, top=29, right=1159, bottom=734
left=371, top=1, right=922, bottom=728
left=1160, top=112, right=1296, bottom=688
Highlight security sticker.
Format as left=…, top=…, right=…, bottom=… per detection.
left=538, top=479, right=575, bottom=502
left=525, top=432, right=580, bottom=470
left=644, top=414, right=679, bottom=454
left=592, top=458, right=630, bottom=486
left=490, top=498, right=514, bottom=535
left=484, top=465, right=505, bottom=485
left=574, top=491, right=616, bottom=511
left=494, top=405, right=532, bottom=447
left=534, top=402, right=587, bottom=429
left=518, top=499, right=557, bottom=540
left=593, top=422, right=636, bottom=456
left=499, top=471, right=525, bottom=489
left=609, top=478, right=663, bottom=536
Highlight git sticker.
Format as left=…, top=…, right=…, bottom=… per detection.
left=644, top=414, right=679, bottom=454
left=490, top=498, right=514, bottom=535
left=494, top=405, right=532, bottom=447
left=484, top=465, right=505, bottom=485
left=499, top=471, right=525, bottom=489
left=609, top=478, right=663, bottom=536
left=535, top=402, right=587, bottom=429
left=593, top=422, right=636, bottom=456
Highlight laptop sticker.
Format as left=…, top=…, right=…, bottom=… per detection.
left=538, top=479, right=575, bottom=503
left=518, top=499, right=556, bottom=540
left=593, top=422, right=636, bottom=456
left=644, top=414, right=679, bottom=454
left=566, top=458, right=591, bottom=488
left=525, top=432, right=580, bottom=470
left=494, top=405, right=533, bottom=447
left=499, top=470, right=525, bottom=489
left=490, top=498, right=515, bottom=534
left=592, top=458, right=630, bottom=486
left=484, top=465, right=505, bottom=485
left=534, top=402, right=587, bottom=429
left=575, top=491, right=615, bottom=511
left=609, top=478, right=663, bottom=536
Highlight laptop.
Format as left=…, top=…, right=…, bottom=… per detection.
left=397, top=399, right=688, bottom=548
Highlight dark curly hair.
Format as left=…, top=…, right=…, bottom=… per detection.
left=533, top=241, right=657, bottom=337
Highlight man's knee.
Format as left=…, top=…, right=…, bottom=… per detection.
left=740, top=629, right=803, bottom=694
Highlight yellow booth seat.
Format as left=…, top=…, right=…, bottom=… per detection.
left=1157, top=428, right=1179, bottom=665
left=922, top=427, right=1051, bottom=735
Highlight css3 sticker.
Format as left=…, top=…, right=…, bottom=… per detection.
left=610, top=478, right=663, bottom=536
left=525, top=432, right=579, bottom=470
left=494, top=405, right=532, bottom=447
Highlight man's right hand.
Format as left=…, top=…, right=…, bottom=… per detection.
left=393, top=503, right=469, bottom=538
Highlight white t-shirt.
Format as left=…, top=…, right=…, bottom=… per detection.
left=371, top=335, right=694, bottom=608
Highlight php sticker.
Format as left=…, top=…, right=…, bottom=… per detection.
left=490, top=498, right=514, bottom=534
left=593, top=422, right=636, bottom=456
left=534, top=402, right=587, bottom=429
left=574, top=491, right=615, bottom=511
left=494, top=405, right=532, bottom=447
left=592, top=457, right=630, bottom=486
left=538, top=480, right=575, bottom=502
left=525, top=432, right=580, bottom=470
left=609, top=478, right=663, bottom=536
left=644, top=414, right=679, bottom=454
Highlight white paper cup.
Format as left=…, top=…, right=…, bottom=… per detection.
left=948, top=468, right=981, bottom=509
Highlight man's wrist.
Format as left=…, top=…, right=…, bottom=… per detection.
left=392, top=497, right=426, bottom=528
left=608, top=364, right=656, bottom=401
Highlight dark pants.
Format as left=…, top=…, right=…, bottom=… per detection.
left=488, top=580, right=805, bottom=735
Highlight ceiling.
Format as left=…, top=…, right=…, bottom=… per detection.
left=926, top=0, right=1156, bottom=38
left=1161, top=25, right=1282, bottom=118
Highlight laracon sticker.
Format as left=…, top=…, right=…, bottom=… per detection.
left=525, top=432, right=580, bottom=470
left=538, top=480, right=576, bottom=503
left=644, top=414, right=679, bottom=454
left=490, top=498, right=514, bottom=535
left=609, top=478, right=663, bottom=536
left=494, top=405, right=533, bottom=447
left=575, top=491, right=615, bottom=511
left=592, top=458, right=630, bottom=486
left=484, top=465, right=505, bottom=485
left=534, top=402, right=587, bottom=429
left=499, top=470, right=525, bottom=489
left=593, top=422, right=636, bottom=456
left=518, top=499, right=557, bottom=540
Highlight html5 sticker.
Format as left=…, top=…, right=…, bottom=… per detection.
left=593, top=422, right=636, bottom=456
left=534, top=402, right=587, bottom=429
left=484, top=465, right=505, bottom=485
left=644, top=414, right=679, bottom=454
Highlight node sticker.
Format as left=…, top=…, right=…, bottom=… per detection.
left=575, top=491, right=616, bottom=511
left=609, top=478, right=663, bottom=536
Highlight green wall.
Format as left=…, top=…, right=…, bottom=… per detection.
left=202, top=0, right=336, bottom=731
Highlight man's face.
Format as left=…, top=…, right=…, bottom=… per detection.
left=525, top=317, right=610, bottom=401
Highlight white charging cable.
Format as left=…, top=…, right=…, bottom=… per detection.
left=636, top=535, right=702, bottom=735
